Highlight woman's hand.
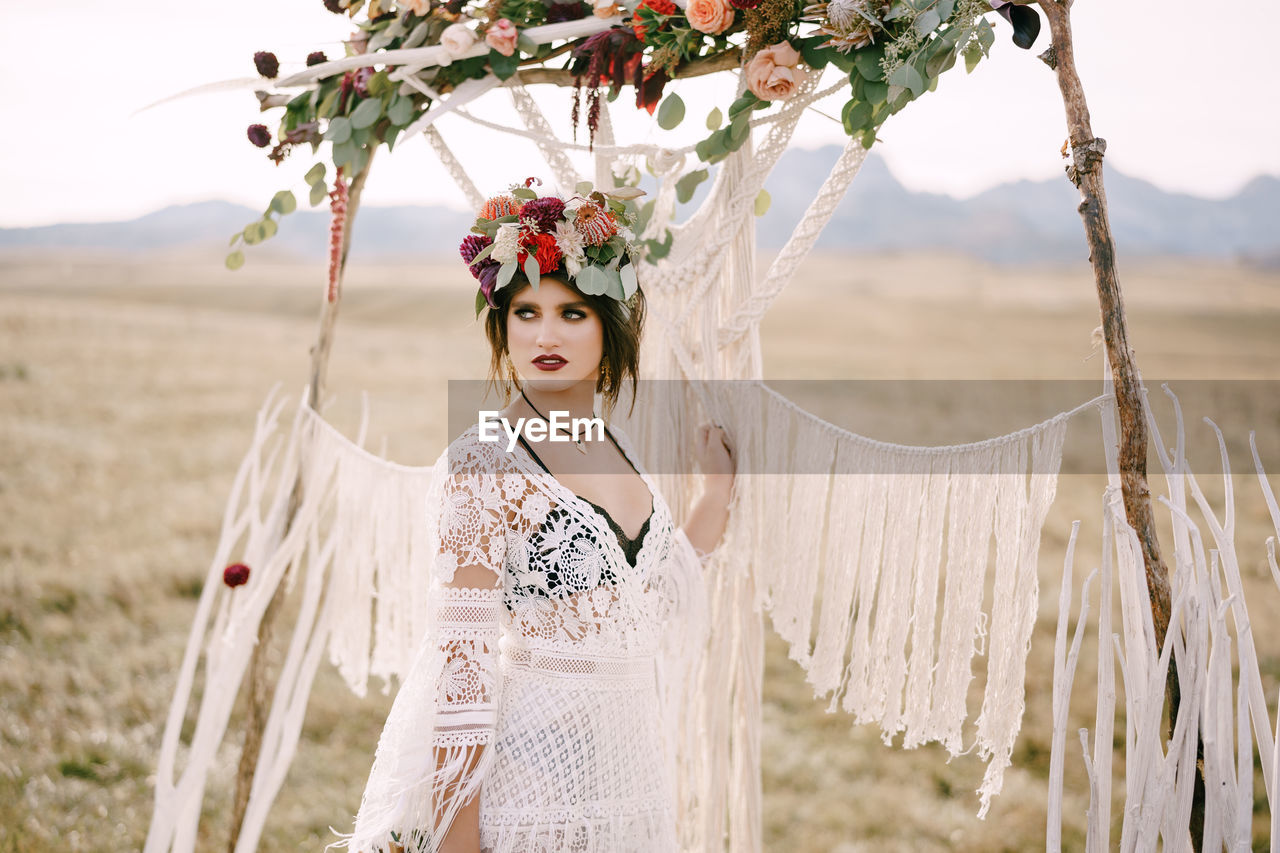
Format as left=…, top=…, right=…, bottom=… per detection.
left=681, top=423, right=734, bottom=559
left=694, top=423, right=734, bottom=484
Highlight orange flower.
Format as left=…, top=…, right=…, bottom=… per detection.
left=574, top=203, right=618, bottom=245
left=479, top=194, right=524, bottom=220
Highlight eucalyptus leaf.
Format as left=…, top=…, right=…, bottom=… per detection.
left=497, top=261, right=518, bottom=290
left=318, top=88, right=340, bottom=119
left=977, top=17, right=995, bottom=50
left=367, top=70, right=392, bottom=98
left=325, top=116, right=352, bottom=144
left=964, top=41, right=983, bottom=73
left=350, top=97, right=384, bottom=130
left=914, top=8, right=940, bottom=37
left=675, top=168, right=709, bottom=204
left=402, top=20, right=431, bottom=49
left=523, top=254, right=541, bottom=291
left=863, top=79, right=889, bottom=104
left=489, top=48, right=520, bottom=81
left=728, top=116, right=749, bottom=148
left=388, top=95, right=415, bottom=127
left=926, top=44, right=956, bottom=77
left=474, top=288, right=488, bottom=318
left=305, top=162, right=327, bottom=185
left=937, top=0, right=955, bottom=18
left=841, top=99, right=872, bottom=135
left=657, top=93, right=685, bottom=130
left=576, top=181, right=595, bottom=195
left=619, top=263, right=637, bottom=298
left=644, top=229, right=673, bottom=260
left=727, top=93, right=756, bottom=120
left=225, top=250, right=245, bottom=270
left=754, top=189, right=771, bottom=216
left=384, top=125, right=402, bottom=152
left=310, top=183, right=328, bottom=206
left=860, top=128, right=877, bottom=149
left=260, top=218, right=278, bottom=239
left=888, top=63, right=925, bottom=97
left=243, top=224, right=262, bottom=246
left=512, top=187, right=537, bottom=200
left=883, top=1, right=911, bottom=20
left=853, top=47, right=885, bottom=82
left=351, top=144, right=369, bottom=175
left=333, top=139, right=356, bottom=167
left=705, top=107, right=723, bottom=131
left=575, top=265, right=609, bottom=296
left=270, top=190, right=297, bottom=215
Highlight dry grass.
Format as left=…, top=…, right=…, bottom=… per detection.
left=1, top=248, right=1278, bottom=851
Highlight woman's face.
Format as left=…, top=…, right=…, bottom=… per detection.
left=505, top=276, right=604, bottom=393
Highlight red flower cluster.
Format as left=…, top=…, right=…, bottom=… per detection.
left=518, top=232, right=563, bottom=274
left=631, top=0, right=677, bottom=40
left=223, top=563, right=251, bottom=588
left=327, top=167, right=349, bottom=303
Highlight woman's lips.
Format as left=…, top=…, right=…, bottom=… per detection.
left=532, top=355, right=567, bottom=372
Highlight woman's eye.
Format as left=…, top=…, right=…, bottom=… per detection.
left=514, top=308, right=536, bottom=319
left=563, top=310, right=586, bottom=320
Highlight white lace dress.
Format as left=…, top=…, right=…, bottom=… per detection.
left=334, top=424, right=709, bottom=853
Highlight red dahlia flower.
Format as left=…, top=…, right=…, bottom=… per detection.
left=518, top=232, right=563, bottom=274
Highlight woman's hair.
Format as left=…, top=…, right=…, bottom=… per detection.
left=483, top=275, right=646, bottom=419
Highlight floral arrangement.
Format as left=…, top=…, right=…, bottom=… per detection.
left=228, top=0, right=1040, bottom=270
left=460, top=178, right=646, bottom=314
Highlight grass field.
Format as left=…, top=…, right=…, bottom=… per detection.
left=1, top=247, right=1277, bottom=851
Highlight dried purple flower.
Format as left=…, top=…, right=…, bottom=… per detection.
left=254, top=51, right=280, bottom=78
left=306, top=51, right=329, bottom=67
left=519, top=197, right=566, bottom=233
left=247, top=124, right=272, bottom=148
left=352, top=66, right=374, bottom=97
left=223, top=563, right=251, bottom=587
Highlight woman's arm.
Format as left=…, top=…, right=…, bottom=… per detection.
left=680, top=423, right=734, bottom=557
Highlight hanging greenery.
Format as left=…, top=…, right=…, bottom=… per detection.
left=228, top=0, right=1039, bottom=269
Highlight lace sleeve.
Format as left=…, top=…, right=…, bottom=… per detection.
left=335, top=456, right=508, bottom=853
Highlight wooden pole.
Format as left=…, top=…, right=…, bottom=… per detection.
left=1030, top=0, right=1203, bottom=844
left=225, top=149, right=377, bottom=852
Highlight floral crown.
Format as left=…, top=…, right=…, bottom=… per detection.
left=459, top=178, right=646, bottom=316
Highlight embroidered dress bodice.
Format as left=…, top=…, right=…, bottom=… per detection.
left=338, top=422, right=709, bottom=853
left=514, top=427, right=654, bottom=571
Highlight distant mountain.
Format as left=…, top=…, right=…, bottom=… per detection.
left=4, top=150, right=1277, bottom=266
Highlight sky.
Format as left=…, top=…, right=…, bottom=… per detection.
left=2, top=0, right=1278, bottom=228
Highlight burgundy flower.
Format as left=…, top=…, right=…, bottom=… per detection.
left=444, top=0, right=467, bottom=13
left=223, top=563, right=251, bottom=588
left=352, top=67, right=374, bottom=97
left=727, top=0, right=759, bottom=8
left=306, top=51, right=329, bottom=67
left=323, top=0, right=344, bottom=12
left=459, top=234, right=491, bottom=266
left=476, top=263, right=501, bottom=307
left=544, top=0, right=589, bottom=22
left=254, top=51, right=280, bottom=79
left=519, top=197, right=566, bottom=233
left=247, top=124, right=272, bottom=148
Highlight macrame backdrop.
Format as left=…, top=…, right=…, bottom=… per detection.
left=143, top=60, right=1280, bottom=852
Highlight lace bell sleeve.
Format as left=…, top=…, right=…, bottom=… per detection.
left=335, top=455, right=508, bottom=853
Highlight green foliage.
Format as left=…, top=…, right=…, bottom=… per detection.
left=657, top=93, right=685, bottom=130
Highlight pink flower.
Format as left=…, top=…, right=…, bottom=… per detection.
left=485, top=18, right=520, bottom=57
left=403, top=0, right=431, bottom=13
left=685, top=0, right=734, bottom=35
left=744, top=41, right=807, bottom=101
left=441, top=22, right=477, bottom=57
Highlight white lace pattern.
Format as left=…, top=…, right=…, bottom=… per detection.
left=333, top=425, right=709, bottom=853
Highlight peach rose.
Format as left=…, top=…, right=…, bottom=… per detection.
left=403, top=0, right=430, bottom=13
left=744, top=41, right=807, bottom=101
left=686, top=0, right=734, bottom=35
left=593, top=0, right=622, bottom=17
left=484, top=18, right=519, bottom=56
left=440, top=22, right=477, bottom=57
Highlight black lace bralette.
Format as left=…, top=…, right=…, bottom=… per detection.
left=515, top=428, right=653, bottom=568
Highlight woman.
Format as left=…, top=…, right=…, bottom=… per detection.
left=335, top=180, right=733, bottom=853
